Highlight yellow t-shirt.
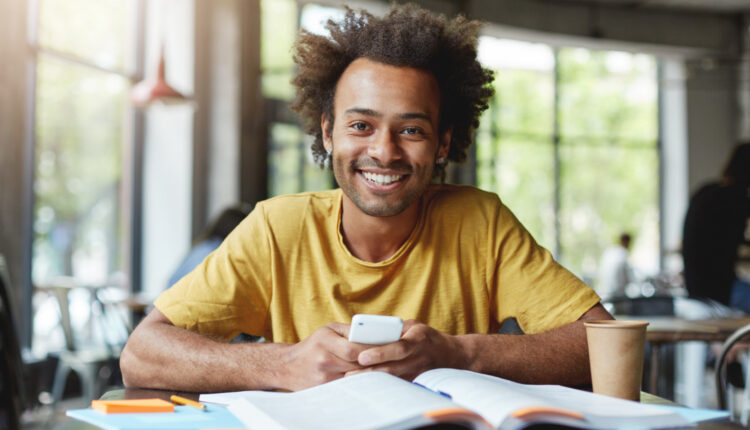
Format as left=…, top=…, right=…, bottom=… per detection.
left=155, top=185, right=600, bottom=343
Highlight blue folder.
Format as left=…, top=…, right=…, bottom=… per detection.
left=66, top=404, right=245, bottom=430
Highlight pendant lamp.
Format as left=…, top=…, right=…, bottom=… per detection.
left=130, top=48, right=188, bottom=107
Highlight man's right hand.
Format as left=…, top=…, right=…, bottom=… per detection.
left=279, top=322, right=370, bottom=391
left=121, top=310, right=373, bottom=393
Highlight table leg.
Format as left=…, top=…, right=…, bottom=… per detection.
left=650, top=342, right=660, bottom=396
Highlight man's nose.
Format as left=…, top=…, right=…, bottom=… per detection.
left=367, top=130, right=402, bottom=165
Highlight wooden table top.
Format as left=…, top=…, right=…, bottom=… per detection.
left=639, top=316, right=750, bottom=344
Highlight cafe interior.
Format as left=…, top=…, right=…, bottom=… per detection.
left=2, top=0, right=750, bottom=428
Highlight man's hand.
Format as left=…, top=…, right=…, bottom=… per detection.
left=346, top=319, right=465, bottom=381
left=280, top=323, right=372, bottom=391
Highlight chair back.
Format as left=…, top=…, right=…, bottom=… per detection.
left=0, top=255, right=26, bottom=430
left=715, top=323, right=750, bottom=412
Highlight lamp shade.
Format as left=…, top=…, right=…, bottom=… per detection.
left=130, top=51, right=187, bottom=107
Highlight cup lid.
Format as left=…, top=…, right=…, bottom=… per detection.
left=583, top=320, right=649, bottom=328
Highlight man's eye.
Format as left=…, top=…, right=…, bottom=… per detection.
left=403, top=127, right=422, bottom=135
left=352, top=122, right=368, bottom=131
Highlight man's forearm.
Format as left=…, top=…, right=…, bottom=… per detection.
left=456, top=305, right=613, bottom=386
left=457, top=324, right=590, bottom=386
left=120, top=312, right=287, bottom=392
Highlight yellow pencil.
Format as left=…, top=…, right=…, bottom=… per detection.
left=170, top=395, right=206, bottom=411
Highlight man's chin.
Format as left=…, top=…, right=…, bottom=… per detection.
left=354, top=201, right=410, bottom=218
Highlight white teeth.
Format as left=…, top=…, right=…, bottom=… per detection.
left=362, top=171, right=403, bottom=185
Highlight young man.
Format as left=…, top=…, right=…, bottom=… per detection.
left=120, top=4, right=612, bottom=393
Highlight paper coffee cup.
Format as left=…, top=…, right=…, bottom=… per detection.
left=584, top=320, right=649, bottom=401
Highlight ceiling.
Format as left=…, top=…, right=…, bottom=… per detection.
left=541, top=0, right=750, bottom=13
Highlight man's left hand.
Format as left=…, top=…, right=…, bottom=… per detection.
left=345, top=319, right=467, bottom=381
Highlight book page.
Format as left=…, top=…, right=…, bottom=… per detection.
left=203, top=372, right=459, bottom=430
left=414, top=369, right=689, bottom=429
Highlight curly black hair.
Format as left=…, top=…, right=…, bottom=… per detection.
left=290, top=3, right=495, bottom=179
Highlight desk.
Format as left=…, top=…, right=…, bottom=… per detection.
left=643, top=317, right=750, bottom=397
left=74, top=387, right=742, bottom=430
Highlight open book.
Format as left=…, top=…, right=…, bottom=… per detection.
left=200, top=368, right=693, bottom=430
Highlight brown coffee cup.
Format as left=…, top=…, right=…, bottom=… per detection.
left=584, top=320, right=649, bottom=401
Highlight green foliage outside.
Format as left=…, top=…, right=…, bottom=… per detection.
left=262, top=0, right=333, bottom=197
left=33, top=55, right=127, bottom=282
left=32, top=0, right=130, bottom=283
left=477, top=43, right=659, bottom=280
left=38, top=0, right=130, bottom=72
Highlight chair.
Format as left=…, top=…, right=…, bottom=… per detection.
left=38, top=279, right=126, bottom=405
left=715, top=323, right=750, bottom=423
left=0, top=255, right=27, bottom=430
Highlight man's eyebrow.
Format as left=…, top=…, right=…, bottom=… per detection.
left=343, top=108, right=432, bottom=122
left=399, top=112, right=431, bottom=122
left=344, top=108, right=382, bottom=118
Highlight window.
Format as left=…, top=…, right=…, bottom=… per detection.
left=477, top=37, right=659, bottom=283
left=29, top=0, right=139, bottom=354
left=261, top=0, right=336, bottom=197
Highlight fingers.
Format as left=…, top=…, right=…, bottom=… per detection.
left=358, top=339, right=412, bottom=366
left=321, top=323, right=370, bottom=362
left=346, top=355, right=424, bottom=381
left=357, top=321, right=430, bottom=366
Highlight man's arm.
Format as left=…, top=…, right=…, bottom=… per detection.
left=349, top=303, right=613, bottom=386
left=120, top=308, right=370, bottom=392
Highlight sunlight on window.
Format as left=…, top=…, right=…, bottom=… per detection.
left=38, top=0, right=132, bottom=72
left=300, top=4, right=346, bottom=36
left=477, top=37, right=659, bottom=283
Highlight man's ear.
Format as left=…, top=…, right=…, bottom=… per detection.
left=438, top=128, right=452, bottom=159
left=321, top=114, right=332, bottom=152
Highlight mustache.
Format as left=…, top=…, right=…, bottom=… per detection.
left=351, top=156, right=413, bottom=174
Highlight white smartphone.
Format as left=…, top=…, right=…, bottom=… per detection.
left=348, top=314, right=404, bottom=345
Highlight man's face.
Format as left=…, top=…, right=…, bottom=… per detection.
left=322, top=57, right=449, bottom=218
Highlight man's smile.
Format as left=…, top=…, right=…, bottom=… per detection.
left=360, top=171, right=407, bottom=186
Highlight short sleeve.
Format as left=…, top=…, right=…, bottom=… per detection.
left=154, top=204, right=273, bottom=340
left=489, top=203, right=600, bottom=334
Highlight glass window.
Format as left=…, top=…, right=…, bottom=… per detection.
left=477, top=36, right=659, bottom=282
left=33, top=55, right=128, bottom=284
left=557, top=49, right=659, bottom=278
left=476, top=38, right=557, bottom=251
left=260, top=0, right=297, bottom=100
left=262, top=2, right=339, bottom=197
left=38, top=0, right=134, bottom=72
left=30, top=0, right=135, bottom=354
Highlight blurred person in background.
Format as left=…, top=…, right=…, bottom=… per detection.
left=683, top=143, right=750, bottom=312
left=596, top=233, right=633, bottom=299
left=167, top=204, right=253, bottom=288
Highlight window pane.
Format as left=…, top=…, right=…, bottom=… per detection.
left=558, top=48, right=658, bottom=142
left=32, top=54, right=128, bottom=285
left=476, top=132, right=556, bottom=252
left=479, top=37, right=554, bottom=136
left=38, top=0, right=133, bottom=72
left=558, top=140, right=659, bottom=279
left=477, top=38, right=556, bottom=252
left=494, top=69, right=554, bottom=136
left=268, top=123, right=304, bottom=197
left=261, top=0, right=297, bottom=100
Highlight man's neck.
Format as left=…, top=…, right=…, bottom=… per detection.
left=339, top=197, right=421, bottom=263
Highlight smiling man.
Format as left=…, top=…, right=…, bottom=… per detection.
left=120, top=4, right=613, bottom=393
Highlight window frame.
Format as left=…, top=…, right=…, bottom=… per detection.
left=23, top=0, right=147, bottom=347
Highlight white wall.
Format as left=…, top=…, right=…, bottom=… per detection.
left=140, top=0, right=196, bottom=295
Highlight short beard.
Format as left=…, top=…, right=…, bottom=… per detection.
left=331, top=146, right=425, bottom=218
